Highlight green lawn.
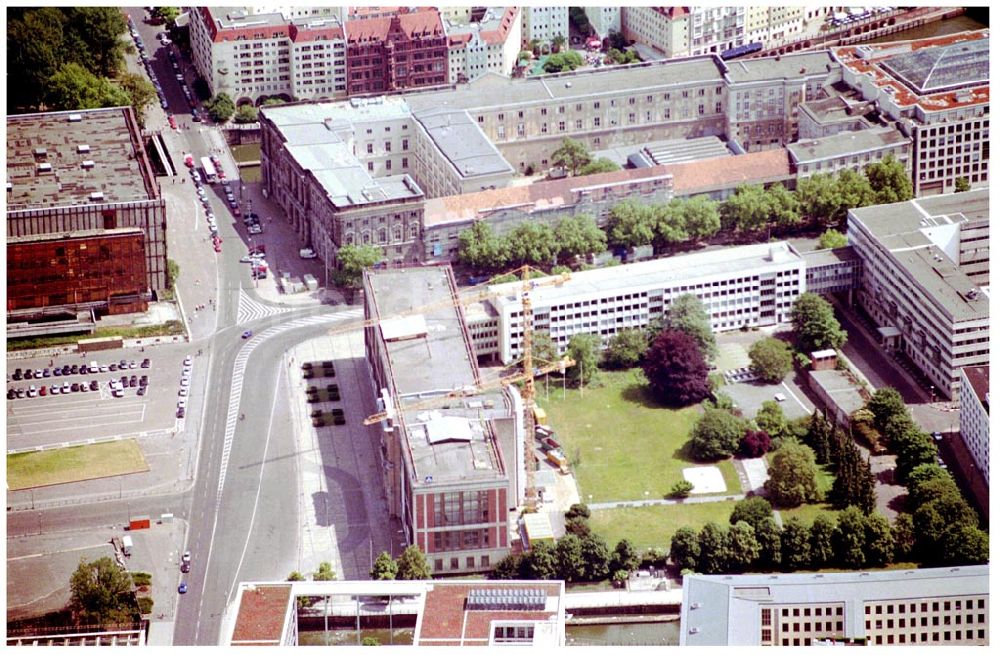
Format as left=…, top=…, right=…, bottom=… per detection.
left=538, top=369, right=743, bottom=502
left=590, top=501, right=742, bottom=551
left=7, top=440, right=149, bottom=490
left=8, top=321, right=185, bottom=351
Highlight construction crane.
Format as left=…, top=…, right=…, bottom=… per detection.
left=331, top=264, right=573, bottom=510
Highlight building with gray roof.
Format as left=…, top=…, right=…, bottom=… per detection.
left=788, top=125, right=911, bottom=180
left=362, top=266, right=524, bottom=575
left=847, top=189, right=989, bottom=400
left=681, top=565, right=989, bottom=646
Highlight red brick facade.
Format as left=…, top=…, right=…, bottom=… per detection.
left=346, top=9, right=449, bottom=95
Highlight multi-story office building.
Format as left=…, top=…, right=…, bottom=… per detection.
left=788, top=125, right=911, bottom=180
left=345, top=8, right=449, bottom=96
left=847, top=189, right=990, bottom=400
left=744, top=6, right=804, bottom=48
left=584, top=6, right=621, bottom=40
left=363, top=267, right=525, bottom=574
left=681, top=566, right=990, bottom=646
left=226, top=580, right=566, bottom=647
left=474, top=241, right=805, bottom=364
left=258, top=98, right=425, bottom=266
left=520, top=6, right=568, bottom=47
left=833, top=31, right=989, bottom=195
left=802, top=247, right=862, bottom=297
left=189, top=7, right=348, bottom=105
left=959, top=365, right=989, bottom=484
left=444, top=7, right=521, bottom=85
left=6, top=106, right=167, bottom=320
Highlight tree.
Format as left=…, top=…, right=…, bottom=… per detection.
left=668, top=479, right=695, bottom=498
left=551, top=138, right=591, bottom=176
left=677, top=195, right=722, bottom=242
left=791, top=292, right=847, bottom=353
left=206, top=92, right=236, bottom=123
left=766, top=183, right=802, bottom=231
left=7, top=8, right=68, bottom=110
left=835, top=169, right=876, bottom=223
left=69, top=557, right=136, bottom=626
left=863, top=512, right=894, bottom=567
left=755, top=517, right=783, bottom=570
left=690, top=407, right=747, bottom=461
left=866, top=387, right=907, bottom=433
left=580, top=534, right=611, bottom=581
left=602, top=328, right=648, bottom=369
left=361, top=637, right=381, bottom=646
left=781, top=517, right=811, bottom=571
left=505, top=222, right=558, bottom=266
left=552, top=34, right=567, bottom=52
left=117, top=71, right=156, bottom=128
left=608, top=29, right=629, bottom=51
left=458, top=221, right=509, bottom=271
left=395, top=545, right=431, bottom=580
left=739, top=429, right=771, bottom=458
left=764, top=440, right=819, bottom=507
left=313, top=561, right=336, bottom=581
left=564, top=516, right=591, bottom=538
left=152, top=7, right=181, bottom=25
left=891, top=513, right=915, bottom=562
left=905, top=465, right=955, bottom=506
left=726, top=521, right=761, bottom=572
left=954, top=176, right=971, bottom=192
left=697, top=522, right=728, bottom=574
left=803, top=411, right=832, bottom=465
left=642, top=329, right=711, bottom=407
left=729, top=497, right=774, bottom=535
left=665, top=294, right=716, bottom=360
left=865, top=154, right=913, bottom=205
left=234, top=104, right=259, bottom=124
left=565, top=333, right=600, bottom=387
left=530, top=330, right=559, bottom=366
left=335, top=244, right=382, bottom=288
left=287, top=571, right=305, bottom=581
left=829, top=440, right=875, bottom=514
left=64, top=7, right=129, bottom=77
left=553, top=215, right=606, bottom=263
left=939, top=525, right=989, bottom=566
left=670, top=526, right=701, bottom=571
left=833, top=506, right=867, bottom=569
left=489, top=553, right=524, bottom=579
left=555, top=534, right=586, bottom=582
left=809, top=514, right=835, bottom=568
left=756, top=401, right=789, bottom=443
left=542, top=50, right=584, bottom=73
left=894, top=429, right=937, bottom=485
left=579, top=157, right=620, bottom=175
left=795, top=172, right=841, bottom=226
left=817, top=228, right=848, bottom=249
left=565, top=503, right=591, bottom=522
left=748, top=337, right=793, bottom=383
left=720, top=183, right=773, bottom=234
left=370, top=551, right=398, bottom=580
left=610, top=539, right=641, bottom=575
left=913, top=493, right=978, bottom=562
left=46, top=62, right=131, bottom=111
left=605, top=200, right=655, bottom=249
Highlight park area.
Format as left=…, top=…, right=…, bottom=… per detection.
left=589, top=500, right=742, bottom=552
left=7, top=439, right=149, bottom=490
left=537, top=368, right=741, bottom=503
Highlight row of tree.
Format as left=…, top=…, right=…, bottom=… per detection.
left=368, top=545, right=432, bottom=580
left=8, top=8, right=157, bottom=126
left=458, top=215, right=607, bottom=271
left=489, top=505, right=640, bottom=585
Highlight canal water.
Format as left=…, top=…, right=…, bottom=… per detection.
left=566, top=620, right=680, bottom=646
left=865, top=11, right=988, bottom=44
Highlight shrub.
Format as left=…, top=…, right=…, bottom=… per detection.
left=669, top=480, right=695, bottom=499
left=739, top=429, right=772, bottom=458
left=137, top=596, right=154, bottom=615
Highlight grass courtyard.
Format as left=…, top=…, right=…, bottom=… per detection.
left=537, top=368, right=741, bottom=502
left=589, top=501, right=742, bottom=551
left=7, top=440, right=149, bottom=490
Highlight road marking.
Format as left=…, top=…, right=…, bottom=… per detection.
left=236, top=289, right=294, bottom=324
left=225, top=361, right=283, bottom=604
left=8, top=542, right=111, bottom=562
left=781, top=381, right=809, bottom=413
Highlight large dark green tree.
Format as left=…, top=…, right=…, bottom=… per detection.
left=894, top=429, right=938, bottom=485
left=602, top=328, right=648, bottom=369
left=642, top=329, right=711, bottom=408
left=370, top=551, right=398, bottom=580
left=790, top=292, right=847, bottom=352
left=46, top=62, right=131, bottom=111
left=665, top=294, right=716, bottom=359
left=458, top=221, right=509, bottom=271
left=829, top=438, right=875, bottom=514
left=555, top=534, right=586, bottom=582
left=748, top=337, right=793, bottom=383
left=866, top=387, right=907, bottom=433
left=696, top=522, right=728, bottom=574
left=505, top=222, right=558, bottom=266
left=865, top=154, right=913, bottom=205
left=725, top=521, right=761, bottom=572
left=605, top=200, right=655, bottom=249
left=670, top=526, right=701, bottom=571
left=809, top=514, right=836, bottom=568
left=206, top=92, right=236, bottom=123
left=803, top=411, right=832, bottom=465
left=764, top=440, right=820, bottom=507
left=755, top=517, right=783, bottom=570
left=550, top=137, right=591, bottom=174
left=610, top=539, right=641, bottom=576
left=729, top=497, right=774, bottom=535
left=780, top=517, right=812, bottom=571
left=69, top=557, right=136, bottom=626
left=580, top=534, right=611, bottom=581
left=565, top=333, right=600, bottom=387
left=553, top=215, right=606, bottom=263
left=395, top=545, right=432, bottom=580
left=755, top=400, right=789, bottom=442
left=521, top=541, right=558, bottom=579
left=690, top=407, right=747, bottom=461
left=833, top=506, right=868, bottom=569
left=7, top=7, right=68, bottom=110
left=862, top=512, right=894, bottom=567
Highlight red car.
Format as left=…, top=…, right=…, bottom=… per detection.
left=232, top=206, right=241, bottom=217
left=168, top=115, right=177, bottom=130
left=183, top=153, right=194, bottom=168
left=213, top=242, right=222, bottom=253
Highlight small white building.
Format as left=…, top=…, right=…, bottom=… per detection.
left=959, top=365, right=989, bottom=484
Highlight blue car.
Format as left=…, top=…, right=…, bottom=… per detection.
left=241, top=330, right=253, bottom=339
left=178, top=582, right=188, bottom=594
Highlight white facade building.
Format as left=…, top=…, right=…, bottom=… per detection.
left=521, top=6, right=568, bottom=46
left=847, top=190, right=990, bottom=400
left=959, top=365, right=989, bottom=484
left=475, top=241, right=805, bottom=364
left=745, top=6, right=804, bottom=48
left=689, top=5, right=746, bottom=56
left=584, top=7, right=621, bottom=40
left=445, top=7, right=522, bottom=85
left=189, top=7, right=347, bottom=105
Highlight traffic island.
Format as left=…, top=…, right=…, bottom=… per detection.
left=7, top=439, right=150, bottom=490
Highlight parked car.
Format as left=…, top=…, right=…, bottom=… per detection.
left=90, top=380, right=100, bottom=391
left=168, top=115, right=177, bottom=130
left=178, top=582, right=188, bottom=594
left=299, top=248, right=318, bottom=259
left=137, top=386, right=147, bottom=397
left=141, top=358, right=151, bottom=368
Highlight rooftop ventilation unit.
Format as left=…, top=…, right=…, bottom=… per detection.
left=82, top=160, right=95, bottom=169
left=6, top=182, right=12, bottom=191
left=68, top=113, right=82, bottom=122
left=90, top=191, right=104, bottom=201
left=78, top=144, right=91, bottom=153
left=37, top=163, right=52, bottom=173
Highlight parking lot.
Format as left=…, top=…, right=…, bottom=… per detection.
left=7, top=349, right=194, bottom=452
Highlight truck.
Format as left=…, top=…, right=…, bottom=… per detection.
left=200, top=156, right=218, bottom=184
left=546, top=449, right=569, bottom=474
left=121, top=535, right=133, bottom=556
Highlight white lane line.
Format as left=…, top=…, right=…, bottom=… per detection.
left=14, top=409, right=146, bottom=425
left=781, top=381, right=809, bottom=413
left=11, top=417, right=148, bottom=434
left=225, top=362, right=283, bottom=604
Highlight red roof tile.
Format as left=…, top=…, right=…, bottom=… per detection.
left=348, top=8, right=443, bottom=43
left=230, top=584, right=291, bottom=645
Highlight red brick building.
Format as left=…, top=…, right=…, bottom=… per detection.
left=7, top=229, right=148, bottom=315
left=346, top=8, right=449, bottom=95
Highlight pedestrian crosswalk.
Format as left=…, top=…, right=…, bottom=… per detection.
left=214, top=307, right=362, bottom=509
left=236, top=289, right=293, bottom=324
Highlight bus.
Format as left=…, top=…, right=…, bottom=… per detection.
left=200, top=156, right=218, bottom=184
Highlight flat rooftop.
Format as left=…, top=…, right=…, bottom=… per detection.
left=404, top=56, right=725, bottom=111
left=849, top=189, right=990, bottom=321
left=366, top=267, right=505, bottom=485
left=682, top=565, right=989, bottom=646
left=787, top=125, right=909, bottom=164
left=412, top=107, right=513, bottom=178
left=489, top=242, right=803, bottom=310
left=962, top=365, right=989, bottom=406
left=230, top=583, right=292, bottom=645
left=7, top=227, right=144, bottom=245
left=7, top=107, right=156, bottom=210
left=723, top=50, right=835, bottom=83
left=799, top=95, right=870, bottom=125
left=802, top=246, right=861, bottom=268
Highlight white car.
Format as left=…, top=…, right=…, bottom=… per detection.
left=184, top=355, right=193, bottom=366
left=178, top=388, right=188, bottom=397
left=180, top=377, right=190, bottom=387
left=299, top=248, right=318, bottom=259
left=177, top=398, right=188, bottom=409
